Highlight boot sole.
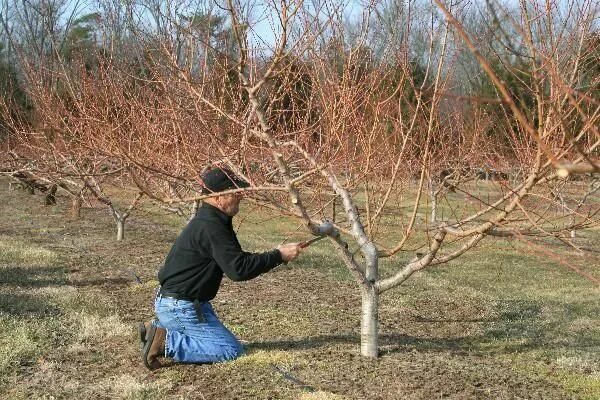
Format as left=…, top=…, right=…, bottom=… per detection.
left=141, top=325, right=157, bottom=370
left=138, top=323, right=147, bottom=348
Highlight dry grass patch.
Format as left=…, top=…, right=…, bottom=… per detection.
left=299, top=391, right=348, bottom=400
left=0, top=236, right=58, bottom=267
left=127, top=279, right=159, bottom=294
left=0, top=318, right=44, bottom=377
left=224, top=349, right=300, bottom=369
left=556, top=355, right=600, bottom=374
left=75, top=313, right=130, bottom=344
left=99, top=374, right=169, bottom=399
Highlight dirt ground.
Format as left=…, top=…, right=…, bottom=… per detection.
left=0, top=180, right=598, bottom=399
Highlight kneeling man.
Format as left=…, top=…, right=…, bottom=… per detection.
left=140, top=167, right=302, bottom=369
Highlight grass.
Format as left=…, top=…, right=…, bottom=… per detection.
left=0, top=238, right=59, bottom=266
left=0, top=318, right=47, bottom=377
left=0, top=177, right=598, bottom=399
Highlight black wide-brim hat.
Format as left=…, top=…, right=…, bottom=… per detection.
left=201, top=167, right=250, bottom=194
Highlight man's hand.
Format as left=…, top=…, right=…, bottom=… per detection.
left=277, top=243, right=303, bottom=262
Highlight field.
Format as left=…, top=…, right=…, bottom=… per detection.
left=0, top=178, right=599, bottom=399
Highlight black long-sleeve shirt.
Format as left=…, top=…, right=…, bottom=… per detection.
left=158, top=203, right=283, bottom=301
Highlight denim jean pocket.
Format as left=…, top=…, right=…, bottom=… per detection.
left=175, top=303, right=206, bottom=327
left=155, top=298, right=187, bottom=332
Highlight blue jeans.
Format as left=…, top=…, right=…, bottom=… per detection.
left=154, top=293, right=244, bottom=363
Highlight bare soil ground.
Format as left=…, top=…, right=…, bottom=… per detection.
left=0, top=179, right=599, bottom=399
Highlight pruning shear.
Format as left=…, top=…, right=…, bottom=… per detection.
left=300, top=235, right=327, bottom=248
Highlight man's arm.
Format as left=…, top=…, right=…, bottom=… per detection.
left=207, top=226, right=300, bottom=281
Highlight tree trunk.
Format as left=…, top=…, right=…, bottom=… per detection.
left=360, top=285, right=379, bottom=358
left=116, top=219, right=125, bottom=241
left=71, top=196, right=82, bottom=219
left=23, top=181, right=35, bottom=194
left=189, top=200, right=200, bottom=222
left=570, top=214, right=576, bottom=238
left=428, top=180, right=438, bottom=223
left=44, top=184, right=57, bottom=205
left=361, top=245, right=379, bottom=358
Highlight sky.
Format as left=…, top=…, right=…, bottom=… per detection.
left=247, top=0, right=364, bottom=50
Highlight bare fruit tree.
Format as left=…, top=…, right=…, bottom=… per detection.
left=211, top=0, right=599, bottom=357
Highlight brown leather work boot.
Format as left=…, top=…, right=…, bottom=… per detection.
left=138, top=321, right=152, bottom=349
left=141, top=324, right=166, bottom=370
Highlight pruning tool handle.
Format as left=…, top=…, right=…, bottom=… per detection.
left=300, top=235, right=326, bottom=248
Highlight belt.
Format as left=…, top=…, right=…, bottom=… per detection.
left=158, top=288, right=205, bottom=323
left=159, top=289, right=195, bottom=301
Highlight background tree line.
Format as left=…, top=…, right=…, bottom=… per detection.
left=1, top=0, right=596, bottom=161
